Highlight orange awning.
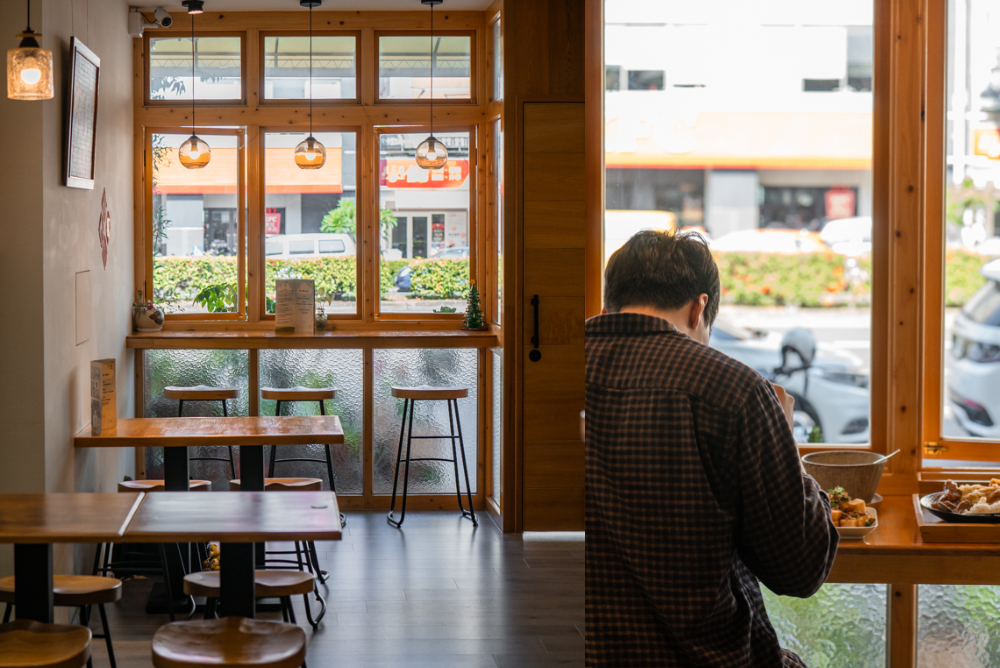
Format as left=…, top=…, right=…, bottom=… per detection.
left=154, top=147, right=344, bottom=194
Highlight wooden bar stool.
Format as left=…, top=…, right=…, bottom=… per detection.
left=151, top=617, right=305, bottom=668
left=260, top=387, right=339, bottom=493
left=116, top=480, right=211, bottom=493
left=228, top=479, right=330, bottom=587
left=387, top=386, right=477, bottom=528
left=164, top=385, right=241, bottom=478
left=0, top=619, right=92, bottom=668
left=183, top=570, right=323, bottom=629
left=0, top=577, right=119, bottom=668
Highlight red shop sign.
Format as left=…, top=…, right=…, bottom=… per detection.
left=379, top=159, right=469, bottom=189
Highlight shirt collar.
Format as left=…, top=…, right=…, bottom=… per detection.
left=585, top=312, right=679, bottom=336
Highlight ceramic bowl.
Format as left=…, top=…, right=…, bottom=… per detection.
left=801, top=450, right=887, bottom=503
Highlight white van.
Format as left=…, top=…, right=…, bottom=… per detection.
left=265, top=233, right=357, bottom=259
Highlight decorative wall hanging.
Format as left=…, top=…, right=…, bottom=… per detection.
left=98, top=188, right=111, bottom=268
left=65, top=38, right=100, bottom=189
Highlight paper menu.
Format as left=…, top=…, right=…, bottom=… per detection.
left=90, top=358, right=116, bottom=436
left=275, top=279, right=316, bottom=334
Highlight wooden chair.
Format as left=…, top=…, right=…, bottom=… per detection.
left=0, top=576, right=118, bottom=668
left=387, top=386, right=477, bottom=527
left=164, top=385, right=241, bottom=478
left=227, top=479, right=329, bottom=593
left=0, top=619, right=92, bottom=668
left=151, top=617, right=305, bottom=668
left=183, top=570, right=322, bottom=629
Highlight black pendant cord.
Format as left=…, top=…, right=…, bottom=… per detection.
left=309, top=2, right=313, bottom=138
left=191, top=11, right=196, bottom=135
left=26, top=0, right=31, bottom=32
left=429, top=2, right=434, bottom=139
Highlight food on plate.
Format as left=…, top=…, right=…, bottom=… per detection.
left=932, top=479, right=1000, bottom=515
left=826, top=487, right=875, bottom=528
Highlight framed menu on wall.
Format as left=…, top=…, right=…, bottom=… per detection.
left=65, top=37, right=100, bottom=190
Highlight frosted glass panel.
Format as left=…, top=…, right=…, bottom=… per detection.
left=919, top=585, right=1000, bottom=667
left=763, top=583, right=886, bottom=668
left=143, top=350, right=249, bottom=489
left=373, top=349, right=478, bottom=495
left=491, top=348, right=502, bottom=503
left=258, top=349, right=363, bottom=495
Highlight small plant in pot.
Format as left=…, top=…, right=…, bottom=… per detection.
left=132, top=290, right=165, bottom=332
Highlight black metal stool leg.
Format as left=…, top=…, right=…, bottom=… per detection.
left=81, top=605, right=94, bottom=668
left=2, top=603, right=10, bottom=624
left=447, top=400, right=465, bottom=513
left=223, top=399, right=237, bottom=479
left=453, top=399, right=478, bottom=525
left=387, top=399, right=409, bottom=527
left=98, top=603, right=117, bottom=668
left=269, top=401, right=282, bottom=476
left=177, top=400, right=184, bottom=417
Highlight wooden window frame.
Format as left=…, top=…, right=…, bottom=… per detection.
left=257, top=30, right=362, bottom=106
left=372, top=124, right=478, bottom=323
left=144, top=31, right=248, bottom=107
left=374, top=30, right=478, bottom=106
left=144, top=126, right=247, bottom=322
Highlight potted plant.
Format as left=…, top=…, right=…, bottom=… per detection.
left=132, top=290, right=165, bottom=332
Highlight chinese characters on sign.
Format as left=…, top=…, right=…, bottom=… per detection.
left=379, top=159, right=469, bottom=189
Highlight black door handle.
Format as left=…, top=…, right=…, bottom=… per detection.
left=529, top=295, right=541, bottom=362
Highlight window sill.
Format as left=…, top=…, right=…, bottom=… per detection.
left=126, top=327, right=499, bottom=350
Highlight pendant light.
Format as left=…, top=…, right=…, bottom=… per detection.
left=416, top=0, right=447, bottom=170
left=294, top=0, right=326, bottom=170
left=179, top=1, right=211, bottom=169
left=7, top=0, right=53, bottom=100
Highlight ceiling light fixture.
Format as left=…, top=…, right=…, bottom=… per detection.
left=416, top=0, right=447, bottom=170
left=179, top=1, right=211, bottom=169
left=295, top=0, right=326, bottom=170
left=7, top=0, right=53, bottom=101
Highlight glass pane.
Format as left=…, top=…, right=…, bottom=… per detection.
left=763, top=583, right=886, bottom=668
left=379, top=131, right=471, bottom=314
left=604, top=1, right=874, bottom=444
left=264, top=131, right=358, bottom=315
left=149, top=36, right=241, bottom=101
left=263, top=35, right=356, bottom=100
left=491, top=348, right=502, bottom=504
left=942, top=0, right=1000, bottom=440
left=919, top=585, right=1000, bottom=666
left=494, top=119, right=503, bottom=324
left=143, top=349, right=249, bottom=490
left=373, top=349, right=478, bottom=495
left=492, top=20, right=503, bottom=100
left=258, top=349, right=363, bottom=495
left=151, top=133, right=242, bottom=314
left=378, top=35, right=472, bottom=100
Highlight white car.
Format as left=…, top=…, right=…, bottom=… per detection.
left=947, top=259, right=1000, bottom=436
left=710, top=321, right=870, bottom=444
left=820, top=216, right=872, bottom=257
left=710, top=229, right=825, bottom=254
left=265, top=233, right=356, bottom=259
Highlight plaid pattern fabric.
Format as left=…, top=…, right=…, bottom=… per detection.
left=586, top=313, right=838, bottom=667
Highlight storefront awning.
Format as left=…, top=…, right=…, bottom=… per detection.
left=153, top=147, right=344, bottom=194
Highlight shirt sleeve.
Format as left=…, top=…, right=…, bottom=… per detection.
left=734, top=379, right=839, bottom=598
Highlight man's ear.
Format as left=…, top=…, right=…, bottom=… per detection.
left=688, top=294, right=708, bottom=330
left=601, top=306, right=608, bottom=314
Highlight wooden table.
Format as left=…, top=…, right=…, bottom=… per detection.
left=123, top=491, right=341, bottom=618
left=0, top=493, right=143, bottom=623
left=75, top=416, right=345, bottom=492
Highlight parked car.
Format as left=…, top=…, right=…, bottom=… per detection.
left=710, top=229, right=826, bottom=254
left=264, top=233, right=356, bottom=259
left=820, top=216, right=872, bottom=257
left=947, top=259, right=1000, bottom=437
left=710, top=321, right=870, bottom=443
left=394, top=247, right=470, bottom=291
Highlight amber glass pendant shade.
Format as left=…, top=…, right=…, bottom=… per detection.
left=416, top=136, right=448, bottom=170
left=295, top=135, right=326, bottom=170
left=7, top=33, right=52, bottom=100
left=179, top=134, right=212, bottom=169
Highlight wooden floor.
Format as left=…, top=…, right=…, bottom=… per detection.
left=91, top=510, right=584, bottom=667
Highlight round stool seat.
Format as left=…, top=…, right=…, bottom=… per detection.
left=152, top=617, right=305, bottom=668
left=229, top=478, right=323, bottom=492
left=0, top=576, right=121, bottom=607
left=118, top=480, right=211, bottom=493
left=261, top=387, right=336, bottom=402
left=391, top=385, right=468, bottom=400
left=184, top=571, right=315, bottom=599
left=0, top=619, right=92, bottom=668
left=164, top=386, right=240, bottom=401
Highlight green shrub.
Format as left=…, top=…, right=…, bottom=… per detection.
left=408, top=259, right=470, bottom=299
left=944, top=249, right=988, bottom=307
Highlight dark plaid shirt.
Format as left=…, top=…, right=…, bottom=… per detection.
left=586, top=313, right=838, bottom=667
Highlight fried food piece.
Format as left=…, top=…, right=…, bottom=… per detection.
left=942, top=480, right=962, bottom=504
left=847, top=498, right=866, bottom=515
left=831, top=509, right=842, bottom=524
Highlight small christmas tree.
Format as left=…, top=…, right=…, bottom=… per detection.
left=463, top=282, right=486, bottom=330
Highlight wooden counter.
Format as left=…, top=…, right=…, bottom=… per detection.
left=126, top=328, right=499, bottom=350
left=827, top=495, right=1000, bottom=585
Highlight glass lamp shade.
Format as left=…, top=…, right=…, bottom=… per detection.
left=7, top=40, right=53, bottom=100
left=416, top=136, right=448, bottom=170
left=179, top=134, right=212, bottom=169
left=294, top=135, right=327, bottom=170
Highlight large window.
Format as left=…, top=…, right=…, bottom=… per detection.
left=605, top=0, right=874, bottom=446
left=148, top=35, right=243, bottom=102
left=378, top=34, right=473, bottom=101
left=262, top=34, right=357, bottom=101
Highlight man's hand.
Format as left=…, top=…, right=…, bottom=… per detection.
left=772, top=384, right=795, bottom=429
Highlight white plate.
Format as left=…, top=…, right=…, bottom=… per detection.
left=836, top=507, right=878, bottom=540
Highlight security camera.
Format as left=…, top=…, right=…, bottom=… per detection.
left=154, top=7, right=173, bottom=28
